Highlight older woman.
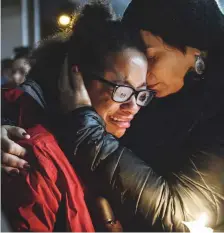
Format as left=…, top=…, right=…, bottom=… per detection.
left=2, top=0, right=224, bottom=231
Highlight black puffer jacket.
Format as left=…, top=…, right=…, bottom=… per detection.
left=59, top=56, right=224, bottom=232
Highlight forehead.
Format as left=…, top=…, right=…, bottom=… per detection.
left=106, top=48, right=147, bottom=87
left=140, top=30, right=164, bottom=49
left=13, top=58, right=28, bottom=66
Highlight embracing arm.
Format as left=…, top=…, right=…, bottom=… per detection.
left=61, top=107, right=224, bottom=232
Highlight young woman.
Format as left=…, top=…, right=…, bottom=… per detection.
left=1, top=2, right=151, bottom=231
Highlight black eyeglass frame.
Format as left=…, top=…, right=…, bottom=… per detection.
left=91, top=73, right=156, bottom=106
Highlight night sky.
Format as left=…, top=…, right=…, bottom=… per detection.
left=41, top=0, right=131, bottom=37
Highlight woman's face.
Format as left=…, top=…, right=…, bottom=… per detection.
left=140, top=30, right=199, bottom=97
left=11, top=58, right=31, bottom=86
left=88, top=48, right=148, bottom=138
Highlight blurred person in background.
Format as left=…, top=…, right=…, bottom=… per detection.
left=9, top=47, right=32, bottom=86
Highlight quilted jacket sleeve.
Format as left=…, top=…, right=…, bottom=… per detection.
left=61, top=107, right=224, bottom=232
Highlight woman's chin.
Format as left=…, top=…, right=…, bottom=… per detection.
left=155, top=91, right=167, bottom=98
left=156, top=89, right=178, bottom=98
left=107, top=126, right=126, bottom=138
left=114, top=130, right=126, bottom=138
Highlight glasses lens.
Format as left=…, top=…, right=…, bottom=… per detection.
left=137, top=90, right=154, bottom=106
left=113, top=86, right=133, bottom=102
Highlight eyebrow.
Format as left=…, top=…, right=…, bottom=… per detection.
left=111, top=70, right=147, bottom=89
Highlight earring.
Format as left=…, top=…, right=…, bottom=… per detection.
left=195, top=55, right=205, bottom=75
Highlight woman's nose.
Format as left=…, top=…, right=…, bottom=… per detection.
left=120, top=95, right=140, bottom=114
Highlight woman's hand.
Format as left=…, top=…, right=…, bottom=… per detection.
left=58, top=58, right=91, bottom=113
left=1, top=125, right=30, bottom=175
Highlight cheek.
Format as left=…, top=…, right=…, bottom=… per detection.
left=171, top=78, right=184, bottom=93
left=167, top=59, right=186, bottom=92
left=150, top=60, right=185, bottom=97
left=100, top=102, right=120, bottom=122
left=157, top=75, right=184, bottom=97
left=155, top=58, right=183, bottom=83
left=91, top=91, right=118, bottom=120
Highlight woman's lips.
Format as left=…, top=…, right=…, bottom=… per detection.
left=109, top=115, right=133, bottom=128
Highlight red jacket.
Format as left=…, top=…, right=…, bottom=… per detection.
left=2, top=88, right=95, bottom=232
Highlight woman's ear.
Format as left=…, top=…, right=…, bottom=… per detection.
left=194, top=50, right=201, bottom=56
left=187, top=47, right=201, bottom=56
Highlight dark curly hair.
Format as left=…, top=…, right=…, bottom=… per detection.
left=28, top=0, right=145, bottom=111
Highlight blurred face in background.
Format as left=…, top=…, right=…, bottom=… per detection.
left=10, top=58, right=31, bottom=86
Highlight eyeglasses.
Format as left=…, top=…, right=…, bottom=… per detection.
left=92, top=74, right=155, bottom=107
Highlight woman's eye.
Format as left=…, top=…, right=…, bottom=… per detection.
left=149, top=56, right=156, bottom=60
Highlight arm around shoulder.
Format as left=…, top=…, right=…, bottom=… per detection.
left=62, top=107, right=224, bottom=232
